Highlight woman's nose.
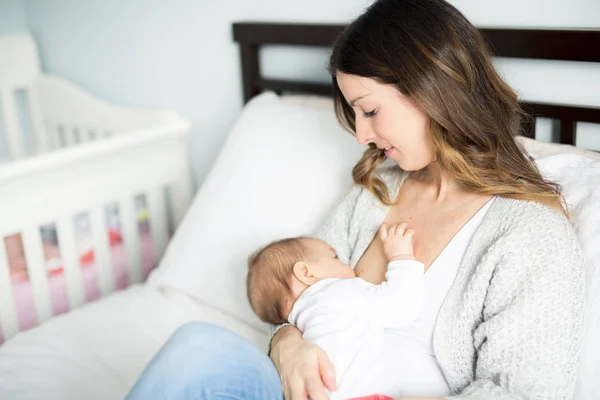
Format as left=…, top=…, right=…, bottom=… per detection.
left=355, top=117, right=375, bottom=145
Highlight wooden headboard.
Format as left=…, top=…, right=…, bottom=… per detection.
left=233, top=22, right=600, bottom=147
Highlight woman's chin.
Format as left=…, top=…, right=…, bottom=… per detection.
left=390, top=156, right=411, bottom=171
left=392, top=156, right=437, bottom=172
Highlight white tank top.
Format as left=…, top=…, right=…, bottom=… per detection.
left=380, top=197, right=496, bottom=398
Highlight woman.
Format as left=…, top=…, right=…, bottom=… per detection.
left=127, top=0, right=584, bottom=399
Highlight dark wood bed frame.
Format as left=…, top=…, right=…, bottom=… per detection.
left=233, top=22, right=600, bottom=147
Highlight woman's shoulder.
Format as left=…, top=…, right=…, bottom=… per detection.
left=495, top=196, right=572, bottom=233
left=489, top=197, right=582, bottom=264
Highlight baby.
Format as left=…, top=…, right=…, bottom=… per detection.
left=246, top=222, right=425, bottom=400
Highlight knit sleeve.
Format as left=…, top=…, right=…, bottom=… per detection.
left=315, top=184, right=363, bottom=265
left=447, top=215, right=585, bottom=400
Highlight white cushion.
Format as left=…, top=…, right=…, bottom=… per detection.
left=517, top=136, right=600, bottom=161
left=147, top=92, right=363, bottom=330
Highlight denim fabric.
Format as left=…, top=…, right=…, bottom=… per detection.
left=126, top=322, right=283, bottom=400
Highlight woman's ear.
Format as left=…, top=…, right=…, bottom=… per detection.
left=292, top=261, right=317, bottom=286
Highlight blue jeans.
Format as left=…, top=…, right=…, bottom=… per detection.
left=126, top=322, right=283, bottom=400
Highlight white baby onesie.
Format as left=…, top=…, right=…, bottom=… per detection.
left=287, top=259, right=424, bottom=400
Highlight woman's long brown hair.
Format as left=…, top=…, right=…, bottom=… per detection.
left=329, top=0, right=565, bottom=214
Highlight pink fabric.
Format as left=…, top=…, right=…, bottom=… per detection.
left=0, top=232, right=157, bottom=344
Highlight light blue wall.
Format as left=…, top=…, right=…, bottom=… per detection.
left=0, top=0, right=27, bottom=34
left=20, top=0, right=371, bottom=187
left=0, top=0, right=598, bottom=186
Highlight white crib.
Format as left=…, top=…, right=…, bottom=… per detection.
left=0, top=32, right=192, bottom=342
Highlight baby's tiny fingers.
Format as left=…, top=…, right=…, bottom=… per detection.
left=379, top=223, right=389, bottom=241
left=395, top=223, right=408, bottom=236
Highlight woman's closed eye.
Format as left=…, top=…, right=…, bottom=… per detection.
left=363, top=109, right=377, bottom=118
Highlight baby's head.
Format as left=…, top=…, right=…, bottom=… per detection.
left=246, top=237, right=355, bottom=325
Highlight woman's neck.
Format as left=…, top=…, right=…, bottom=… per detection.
left=410, top=161, right=462, bottom=203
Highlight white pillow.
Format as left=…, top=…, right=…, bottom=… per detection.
left=517, top=136, right=600, bottom=161
left=147, top=92, right=364, bottom=330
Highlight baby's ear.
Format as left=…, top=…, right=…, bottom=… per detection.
left=293, top=261, right=315, bottom=285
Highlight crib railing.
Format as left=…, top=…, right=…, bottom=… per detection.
left=0, top=123, right=191, bottom=342
left=0, top=87, right=46, bottom=159
left=0, top=32, right=44, bottom=160
left=0, top=31, right=192, bottom=343
left=0, top=73, right=181, bottom=160
left=1, top=31, right=180, bottom=161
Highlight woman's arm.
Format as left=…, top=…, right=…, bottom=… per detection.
left=270, top=325, right=337, bottom=400
left=447, top=216, right=585, bottom=400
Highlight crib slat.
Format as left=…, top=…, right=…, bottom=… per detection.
left=169, top=181, right=192, bottom=228
left=0, top=238, right=19, bottom=339
left=119, top=197, right=142, bottom=283
left=84, top=128, right=96, bottom=142
left=1, top=89, right=24, bottom=159
left=147, top=187, right=168, bottom=258
left=46, top=122, right=65, bottom=150
left=79, top=127, right=97, bottom=144
left=56, top=124, right=66, bottom=149
left=89, top=206, right=114, bottom=296
left=71, top=127, right=81, bottom=144
left=26, top=86, right=49, bottom=154
left=62, top=124, right=74, bottom=147
left=22, top=227, right=52, bottom=322
left=56, top=217, right=84, bottom=308
left=44, top=122, right=58, bottom=150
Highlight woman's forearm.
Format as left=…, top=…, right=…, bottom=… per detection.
left=269, top=325, right=302, bottom=367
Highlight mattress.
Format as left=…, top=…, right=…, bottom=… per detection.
left=0, top=285, right=270, bottom=400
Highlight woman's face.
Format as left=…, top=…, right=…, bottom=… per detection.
left=336, top=72, right=436, bottom=171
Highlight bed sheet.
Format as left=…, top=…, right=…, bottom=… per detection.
left=0, top=285, right=270, bottom=400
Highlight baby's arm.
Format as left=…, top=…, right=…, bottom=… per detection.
left=361, top=223, right=424, bottom=328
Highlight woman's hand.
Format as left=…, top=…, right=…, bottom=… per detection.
left=270, top=326, right=337, bottom=400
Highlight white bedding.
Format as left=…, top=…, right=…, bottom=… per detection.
left=0, top=285, right=269, bottom=400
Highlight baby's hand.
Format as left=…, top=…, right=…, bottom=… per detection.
left=379, top=222, right=416, bottom=262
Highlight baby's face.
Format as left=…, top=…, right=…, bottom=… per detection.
left=303, top=238, right=356, bottom=279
